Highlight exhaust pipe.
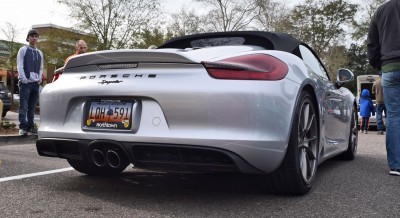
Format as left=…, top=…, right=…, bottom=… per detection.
left=106, top=150, right=121, bottom=168
left=91, top=149, right=106, bottom=167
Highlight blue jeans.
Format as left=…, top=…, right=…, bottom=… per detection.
left=376, top=103, right=386, bottom=131
left=361, top=117, right=370, bottom=130
left=382, top=71, right=400, bottom=170
left=19, top=82, right=39, bottom=131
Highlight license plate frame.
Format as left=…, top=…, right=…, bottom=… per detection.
left=83, top=99, right=134, bottom=130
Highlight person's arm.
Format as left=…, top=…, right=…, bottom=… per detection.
left=38, top=50, right=44, bottom=84
left=16, top=46, right=28, bottom=84
left=367, top=14, right=382, bottom=70
left=372, top=82, right=376, bottom=94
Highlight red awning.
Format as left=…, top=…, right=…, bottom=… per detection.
left=0, top=69, right=5, bottom=76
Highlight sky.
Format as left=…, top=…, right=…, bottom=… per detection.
left=0, top=0, right=310, bottom=43
left=0, top=0, right=190, bottom=43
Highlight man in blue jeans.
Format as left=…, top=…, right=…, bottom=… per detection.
left=367, top=0, right=400, bottom=176
left=372, top=74, right=386, bottom=135
left=16, top=29, right=43, bottom=136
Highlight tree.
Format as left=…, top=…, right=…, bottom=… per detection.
left=59, top=0, right=161, bottom=50
left=346, top=43, right=376, bottom=76
left=36, top=26, right=98, bottom=68
left=1, top=22, right=21, bottom=94
left=352, top=0, right=386, bottom=42
left=168, top=8, right=204, bottom=37
left=324, top=45, right=349, bottom=81
left=350, top=0, right=386, bottom=76
left=131, top=27, right=173, bottom=49
left=253, top=0, right=289, bottom=31
left=287, top=0, right=358, bottom=56
left=195, top=0, right=259, bottom=32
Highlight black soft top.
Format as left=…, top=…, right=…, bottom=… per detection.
left=159, top=31, right=303, bottom=54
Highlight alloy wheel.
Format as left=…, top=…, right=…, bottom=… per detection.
left=298, top=99, right=318, bottom=183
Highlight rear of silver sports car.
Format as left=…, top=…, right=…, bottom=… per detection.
left=37, top=47, right=301, bottom=175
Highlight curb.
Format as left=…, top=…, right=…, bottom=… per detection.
left=0, top=135, right=37, bottom=145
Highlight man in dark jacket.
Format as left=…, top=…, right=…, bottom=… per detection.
left=367, top=0, right=400, bottom=176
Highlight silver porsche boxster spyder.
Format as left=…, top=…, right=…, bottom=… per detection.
left=36, top=31, right=358, bottom=195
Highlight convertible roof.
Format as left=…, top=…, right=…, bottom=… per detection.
left=159, top=31, right=303, bottom=53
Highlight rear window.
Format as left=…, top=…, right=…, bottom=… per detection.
left=190, top=37, right=245, bottom=47
left=161, top=34, right=275, bottom=50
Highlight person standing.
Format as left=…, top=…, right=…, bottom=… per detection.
left=65, top=39, right=88, bottom=64
left=16, top=29, right=43, bottom=136
left=359, top=89, right=375, bottom=134
left=52, top=40, right=87, bottom=82
left=367, top=0, right=400, bottom=176
left=372, top=73, right=386, bottom=135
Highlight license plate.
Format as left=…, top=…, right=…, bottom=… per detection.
left=85, top=99, right=134, bottom=129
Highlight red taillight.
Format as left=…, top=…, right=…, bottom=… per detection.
left=52, top=67, right=64, bottom=82
left=202, top=54, right=288, bottom=80
left=52, top=73, right=61, bottom=82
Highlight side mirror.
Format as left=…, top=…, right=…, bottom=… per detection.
left=336, top=68, right=354, bottom=88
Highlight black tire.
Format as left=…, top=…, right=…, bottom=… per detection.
left=2, top=110, right=8, bottom=118
left=265, top=91, right=319, bottom=195
left=67, top=159, right=128, bottom=176
left=338, top=105, right=358, bottom=160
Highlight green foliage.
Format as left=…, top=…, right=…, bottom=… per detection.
left=131, top=28, right=174, bottom=49
left=12, top=100, right=19, bottom=111
left=0, top=22, right=21, bottom=70
left=0, top=41, right=19, bottom=69
left=0, top=121, right=17, bottom=130
left=352, top=0, right=386, bottom=41
left=288, top=0, right=358, bottom=56
left=323, top=45, right=349, bottom=80
left=36, top=27, right=98, bottom=68
left=346, top=43, right=376, bottom=76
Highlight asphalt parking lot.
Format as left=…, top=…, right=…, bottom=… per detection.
left=1, top=131, right=399, bottom=217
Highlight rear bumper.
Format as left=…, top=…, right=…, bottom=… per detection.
left=36, top=138, right=263, bottom=174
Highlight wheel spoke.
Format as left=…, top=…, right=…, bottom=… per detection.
left=300, top=148, right=312, bottom=180
left=300, top=149, right=308, bottom=179
left=305, top=114, right=315, bottom=133
left=301, top=144, right=316, bottom=160
left=302, top=104, right=309, bottom=127
left=302, top=104, right=310, bottom=132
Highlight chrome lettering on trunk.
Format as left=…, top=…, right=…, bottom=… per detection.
left=98, top=80, right=123, bottom=85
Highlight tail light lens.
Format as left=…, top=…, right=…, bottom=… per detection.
left=52, top=67, right=64, bottom=82
left=52, top=73, right=61, bottom=82
left=202, top=54, right=288, bottom=80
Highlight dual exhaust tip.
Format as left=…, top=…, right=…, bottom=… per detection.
left=91, top=149, right=123, bottom=168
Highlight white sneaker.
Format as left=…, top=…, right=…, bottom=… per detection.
left=19, top=129, right=27, bottom=136
left=389, top=169, right=400, bottom=176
